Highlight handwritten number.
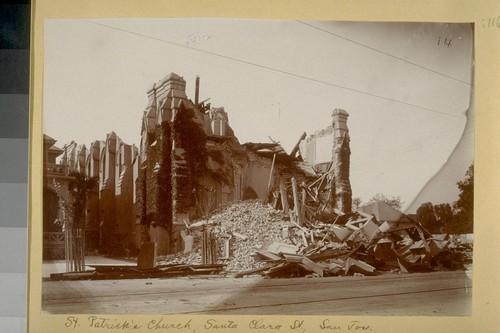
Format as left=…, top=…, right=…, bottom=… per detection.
left=482, top=16, right=500, bottom=28
left=438, top=37, right=452, bottom=48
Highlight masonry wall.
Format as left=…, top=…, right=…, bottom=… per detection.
left=298, top=110, right=352, bottom=213
left=136, top=122, right=174, bottom=255
left=48, top=131, right=139, bottom=255
left=135, top=73, right=320, bottom=255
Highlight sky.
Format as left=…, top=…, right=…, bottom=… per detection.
left=43, top=19, right=473, bottom=213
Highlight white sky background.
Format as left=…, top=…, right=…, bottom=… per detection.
left=43, top=19, right=473, bottom=213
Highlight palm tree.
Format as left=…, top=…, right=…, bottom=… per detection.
left=68, top=172, right=98, bottom=227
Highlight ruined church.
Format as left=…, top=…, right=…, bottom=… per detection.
left=43, top=72, right=352, bottom=257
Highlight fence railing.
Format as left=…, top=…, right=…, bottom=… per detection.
left=43, top=232, right=65, bottom=260
left=45, top=163, right=69, bottom=176
left=43, top=230, right=86, bottom=271
left=43, top=232, right=65, bottom=244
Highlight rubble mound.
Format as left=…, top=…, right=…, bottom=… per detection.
left=158, top=200, right=294, bottom=273
left=213, top=200, right=293, bottom=272
left=158, top=199, right=472, bottom=279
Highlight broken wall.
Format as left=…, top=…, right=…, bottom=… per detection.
left=245, top=163, right=273, bottom=201
left=135, top=72, right=323, bottom=255
left=331, top=109, right=352, bottom=213
left=300, top=126, right=334, bottom=171
left=298, top=109, right=352, bottom=213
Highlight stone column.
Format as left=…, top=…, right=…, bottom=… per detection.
left=331, top=109, right=352, bottom=213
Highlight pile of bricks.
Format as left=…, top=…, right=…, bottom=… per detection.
left=159, top=200, right=472, bottom=278
left=159, top=200, right=297, bottom=272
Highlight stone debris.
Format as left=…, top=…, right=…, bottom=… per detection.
left=158, top=199, right=472, bottom=279
left=158, top=200, right=298, bottom=272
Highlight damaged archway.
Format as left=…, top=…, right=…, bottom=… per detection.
left=242, top=186, right=259, bottom=200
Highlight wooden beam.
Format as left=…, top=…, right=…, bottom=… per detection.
left=267, top=153, right=276, bottom=193
left=291, top=177, right=301, bottom=225
left=279, top=178, right=289, bottom=214
left=234, top=263, right=280, bottom=278
left=300, top=188, right=306, bottom=226
left=416, top=226, right=431, bottom=253
left=301, top=257, right=325, bottom=277
left=290, top=132, right=307, bottom=157
left=307, top=172, right=328, bottom=189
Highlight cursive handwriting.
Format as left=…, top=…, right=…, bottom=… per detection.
left=249, top=319, right=282, bottom=330
left=319, top=319, right=372, bottom=331
left=204, top=319, right=238, bottom=330
left=65, top=316, right=80, bottom=329
left=290, top=319, right=306, bottom=333
left=319, top=319, right=342, bottom=330
left=147, top=318, right=192, bottom=330
left=347, top=321, right=372, bottom=331
left=61, top=316, right=373, bottom=332
left=87, top=316, right=141, bottom=330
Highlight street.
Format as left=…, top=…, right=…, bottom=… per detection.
left=42, top=270, right=471, bottom=316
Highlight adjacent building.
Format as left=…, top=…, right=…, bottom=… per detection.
left=42, top=133, right=139, bottom=257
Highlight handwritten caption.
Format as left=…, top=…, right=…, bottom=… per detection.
left=64, top=316, right=373, bottom=332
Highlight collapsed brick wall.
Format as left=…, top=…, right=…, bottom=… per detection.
left=135, top=73, right=333, bottom=254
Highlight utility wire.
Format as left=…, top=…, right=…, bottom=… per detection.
left=296, top=20, right=473, bottom=86
left=351, top=125, right=472, bottom=169
left=87, top=20, right=464, bottom=119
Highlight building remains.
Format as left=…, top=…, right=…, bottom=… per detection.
left=43, top=72, right=353, bottom=258
left=43, top=72, right=471, bottom=281
left=135, top=73, right=319, bottom=254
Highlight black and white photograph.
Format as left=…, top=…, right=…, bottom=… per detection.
left=40, top=18, right=474, bottom=317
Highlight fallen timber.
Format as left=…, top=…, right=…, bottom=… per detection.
left=49, top=263, right=225, bottom=281
left=49, top=198, right=471, bottom=281
left=50, top=196, right=471, bottom=281
left=167, top=198, right=471, bottom=279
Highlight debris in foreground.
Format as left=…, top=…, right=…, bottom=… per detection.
left=49, top=200, right=471, bottom=281
left=160, top=199, right=471, bottom=279
left=49, top=263, right=225, bottom=281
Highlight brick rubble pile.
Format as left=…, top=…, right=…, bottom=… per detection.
left=158, top=200, right=297, bottom=272
left=158, top=199, right=471, bottom=278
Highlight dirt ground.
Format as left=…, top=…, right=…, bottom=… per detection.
left=42, top=270, right=472, bottom=316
